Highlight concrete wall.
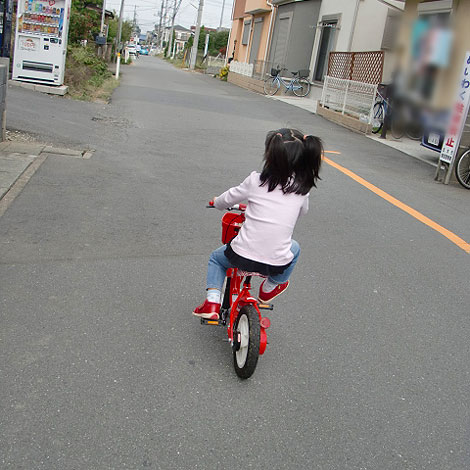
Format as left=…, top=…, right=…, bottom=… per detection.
left=227, top=70, right=267, bottom=94
left=317, top=103, right=372, bottom=134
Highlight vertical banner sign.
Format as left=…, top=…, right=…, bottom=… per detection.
left=439, top=51, right=470, bottom=165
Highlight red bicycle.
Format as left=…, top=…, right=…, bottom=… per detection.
left=200, top=202, right=273, bottom=379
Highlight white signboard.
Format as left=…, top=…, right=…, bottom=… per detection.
left=440, top=51, right=470, bottom=164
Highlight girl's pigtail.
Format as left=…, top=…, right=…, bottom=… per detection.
left=261, top=131, right=290, bottom=192
left=302, top=135, right=323, bottom=188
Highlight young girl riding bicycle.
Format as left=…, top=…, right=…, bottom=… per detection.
left=193, top=128, right=323, bottom=320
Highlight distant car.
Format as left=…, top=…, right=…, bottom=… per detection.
left=127, top=45, right=137, bottom=57
left=140, top=47, right=149, bottom=55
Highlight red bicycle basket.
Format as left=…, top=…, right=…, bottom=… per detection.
left=221, top=212, right=245, bottom=244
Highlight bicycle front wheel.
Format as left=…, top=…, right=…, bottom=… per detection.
left=264, top=77, right=280, bottom=96
left=371, top=102, right=384, bottom=134
left=292, top=78, right=310, bottom=97
left=456, top=149, right=470, bottom=189
left=233, top=305, right=260, bottom=379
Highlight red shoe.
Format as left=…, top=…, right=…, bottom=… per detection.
left=258, top=280, right=289, bottom=302
left=192, top=300, right=220, bottom=320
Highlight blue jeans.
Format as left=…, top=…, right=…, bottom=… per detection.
left=206, top=240, right=300, bottom=291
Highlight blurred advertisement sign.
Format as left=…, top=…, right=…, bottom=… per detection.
left=439, top=52, right=470, bottom=165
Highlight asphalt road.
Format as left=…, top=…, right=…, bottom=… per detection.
left=1, top=57, right=470, bottom=469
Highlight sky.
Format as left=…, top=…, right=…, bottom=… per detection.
left=104, top=0, right=234, bottom=34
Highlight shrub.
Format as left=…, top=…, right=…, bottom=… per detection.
left=219, top=65, right=229, bottom=81
left=65, top=45, right=114, bottom=100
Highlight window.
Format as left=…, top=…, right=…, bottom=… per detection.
left=242, top=20, right=251, bottom=45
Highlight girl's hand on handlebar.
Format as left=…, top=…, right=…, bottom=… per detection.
left=206, top=198, right=217, bottom=208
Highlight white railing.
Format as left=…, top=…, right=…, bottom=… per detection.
left=321, top=76, right=378, bottom=124
left=229, top=61, right=254, bottom=78
left=207, top=56, right=225, bottom=68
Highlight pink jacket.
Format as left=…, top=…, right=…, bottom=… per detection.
left=214, top=171, right=309, bottom=266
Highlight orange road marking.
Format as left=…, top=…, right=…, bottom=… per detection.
left=324, top=156, right=470, bottom=254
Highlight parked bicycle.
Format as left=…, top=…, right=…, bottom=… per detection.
left=263, top=68, right=311, bottom=97
left=199, top=202, right=273, bottom=379
left=455, top=148, right=470, bottom=189
left=371, top=89, right=423, bottom=141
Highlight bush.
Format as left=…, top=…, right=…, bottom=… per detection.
left=65, top=45, right=115, bottom=100
left=219, top=65, right=229, bottom=81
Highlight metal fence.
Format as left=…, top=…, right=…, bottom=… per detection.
left=252, top=60, right=273, bottom=80
left=328, top=51, right=384, bottom=85
left=321, top=76, right=378, bottom=123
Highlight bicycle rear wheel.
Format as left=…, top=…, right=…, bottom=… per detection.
left=390, top=113, right=405, bottom=140
left=233, top=305, right=260, bottom=379
left=292, top=78, right=310, bottom=97
left=456, top=149, right=470, bottom=189
left=405, top=122, right=423, bottom=141
left=264, top=77, right=280, bottom=96
left=371, top=102, right=384, bottom=134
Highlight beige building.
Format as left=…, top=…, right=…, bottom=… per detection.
left=228, top=0, right=274, bottom=68
left=228, top=0, right=405, bottom=82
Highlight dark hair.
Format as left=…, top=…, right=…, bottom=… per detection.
left=259, top=128, right=323, bottom=195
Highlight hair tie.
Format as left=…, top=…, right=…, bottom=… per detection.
left=303, top=135, right=309, bottom=141
left=276, top=133, right=283, bottom=137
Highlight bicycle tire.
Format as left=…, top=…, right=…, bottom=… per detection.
left=405, top=124, right=423, bottom=141
left=292, top=78, right=310, bottom=97
left=264, top=77, right=280, bottom=96
left=371, top=102, right=384, bottom=134
left=455, top=149, right=470, bottom=189
left=233, top=304, right=260, bottom=379
left=390, top=115, right=405, bottom=140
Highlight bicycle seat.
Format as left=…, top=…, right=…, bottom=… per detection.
left=237, top=270, right=267, bottom=278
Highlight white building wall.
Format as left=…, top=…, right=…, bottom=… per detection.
left=351, top=0, right=403, bottom=51
left=308, top=0, right=404, bottom=83
left=316, top=0, right=359, bottom=51
left=351, top=0, right=388, bottom=51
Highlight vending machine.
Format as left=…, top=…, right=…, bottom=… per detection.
left=13, top=0, right=71, bottom=85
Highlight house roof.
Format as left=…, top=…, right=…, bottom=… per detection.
left=84, top=3, right=114, bottom=18
left=166, top=25, right=191, bottom=32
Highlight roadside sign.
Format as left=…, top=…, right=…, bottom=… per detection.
left=439, top=51, right=470, bottom=165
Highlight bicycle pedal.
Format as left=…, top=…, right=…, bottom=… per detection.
left=200, top=318, right=221, bottom=326
left=258, top=303, right=273, bottom=310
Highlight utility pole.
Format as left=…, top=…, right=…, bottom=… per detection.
left=116, top=0, right=125, bottom=79
left=189, top=0, right=204, bottom=69
left=100, top=0, right=106, bottom=35
left=157, top=0, right=164, bottom=48
left=167, top=0, right=183, bottom=58
left=218, top=0, right=225, bottom=29
left=133, top=4, right=137, bottom=30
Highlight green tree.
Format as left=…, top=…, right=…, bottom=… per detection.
left=107, top=16, right=133, bottom=44
left=208, top=30, right=229, bottom=56
left=184, top=26, right=207, bottom=52
left=69, top=0, right=101, bottom=44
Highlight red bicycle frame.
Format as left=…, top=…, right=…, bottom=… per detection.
left=225, top=268, right=270, bottom=356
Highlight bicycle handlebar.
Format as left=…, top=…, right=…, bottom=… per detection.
left=206, top=201, right=246, bottom=211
